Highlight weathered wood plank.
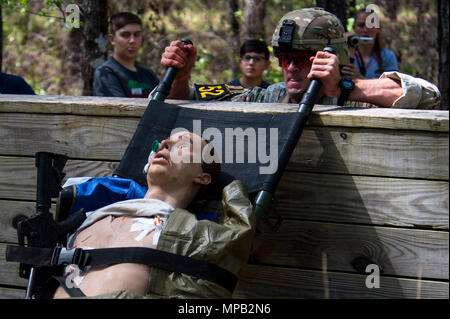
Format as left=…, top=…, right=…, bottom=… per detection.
left=276, top=171, right=449, bottom=229
left=0, top=200, right=36, bottom=243
left=0, top=95, right=448, bottom=132
left=1, top=158, right=448, bottom=229
left=1, top=113, right=448, bottom=179
left=2, top=198, right=447, bottom=280
left=0, top=287, right=25, bottom=299
left=0, top=157, right=118, bottom=201
left=289, top=127, right=449, bottom=180
left=0, top=113, right=136, bottom=160
left=1, top=242, right=447, bottom=299
left=233, top=264, right=449, bottom=299
left=252, top=221, right=449, bottom=280
left=0, top=244, right=27, bottom=287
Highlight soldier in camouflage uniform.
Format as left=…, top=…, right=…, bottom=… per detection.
left=161, top=8, right=440, bottom=109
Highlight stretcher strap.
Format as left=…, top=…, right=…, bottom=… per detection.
left=6, top=245, right=237, bottom=293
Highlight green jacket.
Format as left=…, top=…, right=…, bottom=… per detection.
left=82, top=180, right=255, bottom=299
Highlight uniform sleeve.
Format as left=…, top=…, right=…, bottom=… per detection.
left=380, top=71, right=441, bottom=109
left=93, top=67, right=128, bottom=97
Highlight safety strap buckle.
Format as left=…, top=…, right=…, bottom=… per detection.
left=51, top=246, right=89, bottom=269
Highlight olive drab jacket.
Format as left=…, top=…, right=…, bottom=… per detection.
left=80, top=180, right=255, bottom=299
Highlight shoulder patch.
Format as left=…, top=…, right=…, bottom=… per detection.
left=194, top=84, right=244, bottom=101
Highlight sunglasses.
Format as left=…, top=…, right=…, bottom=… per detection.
left=241, top=55, right=266, bottom=63
left=279, top=52, right=315, bottom=69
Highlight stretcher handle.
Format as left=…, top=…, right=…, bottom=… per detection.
left=254, top=47, right=336, bottom=233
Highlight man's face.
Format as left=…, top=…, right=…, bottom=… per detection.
left=147, top=131, right=210, bottom=189
left=110, top=23, right=142, bottom=61
left=279, top=50, right=316, bottom=95
left=239, top=52, right=270, bottom=80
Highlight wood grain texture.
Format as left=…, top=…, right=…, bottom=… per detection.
left=1, top=95, right=448, bottom=132
left=0, top=287, right=25, bottom=299
left=1, top=113, right=447, bottom=179
left=1, top=242, right=447, bottom=299
left=1, top=158, right=447, bottom=229
left=252, top=220, right=449, bottom=280
left=289, top=127, right=448, bottom=180
left=0, top=113, right=136, bottom=160
left=275, top=171, right=449, bottom=229
left=233, top=264, right=449, bottom=299
left=0, top=157, right=118, bottom=201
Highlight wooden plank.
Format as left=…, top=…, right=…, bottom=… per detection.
left=0, top=244, right=27, bottom=287
left=0, top=95, right=448, bottom=132
left=276, top=171, right=449, bottom=229
left=1, top=113, right=448, bottom=180
left=0, top=287, right=25, bottom=299
left=0, top=200, right=36, bottom=243
left=1, top=158, right=448, bottom=230
left=233, top=264, right=449, bottom=299
left=252, top=220, right=449, bottom=280
left=1, top=242, right=447, bottom=299
left=2, top=199, right=447, bottom=280
left=0, top=113, right=136, bottom=160
left=289, top=127, right=449, bottom=180
left=0, top=157, right=118, bottom=201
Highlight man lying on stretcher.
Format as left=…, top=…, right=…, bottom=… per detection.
left=53, top=130, right=255, bottom=298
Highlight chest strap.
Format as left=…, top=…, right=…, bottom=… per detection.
left=6, top=245, right=237, bottom=293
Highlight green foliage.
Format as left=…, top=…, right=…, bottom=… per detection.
left=1, top=0, right=440, bottom=95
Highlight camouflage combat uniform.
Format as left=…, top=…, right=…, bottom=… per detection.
left=227, top=72, right=441, bottom=109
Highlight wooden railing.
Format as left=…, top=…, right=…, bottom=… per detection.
left=0, top=95, right=448, bottom=299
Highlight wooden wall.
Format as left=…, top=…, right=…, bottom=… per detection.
left=0, top=95, right=448, bottom=299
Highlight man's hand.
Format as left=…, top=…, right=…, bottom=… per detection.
left=161, top=40, right=197, bottom=99
left=161, top=40, right=197, bottom=81
left=307, top=51, right=403, bottom=107
left=307, top=51, right=341, bottom=98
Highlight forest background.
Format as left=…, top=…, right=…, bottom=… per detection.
left=0, top=0, right=448, bottom=109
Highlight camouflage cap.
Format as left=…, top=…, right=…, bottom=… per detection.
left=272, top=8, right=349, bottom=65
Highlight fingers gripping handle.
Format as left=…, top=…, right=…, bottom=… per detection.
left=298, top=46, right=336, bottom=113
left=153, top=38, right=193, bottom=102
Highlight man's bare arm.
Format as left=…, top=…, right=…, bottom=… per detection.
left=350, top=77, right=403, bottom=107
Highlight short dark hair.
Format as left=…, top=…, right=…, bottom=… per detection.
left=240, top=39, right=270, bottom=60
left=110, top=12, right=142, bottom=34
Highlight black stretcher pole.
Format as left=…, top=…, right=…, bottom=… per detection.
left=254, top=47, right=336, bottom=231
left=152, top=39, right=193, bottom=102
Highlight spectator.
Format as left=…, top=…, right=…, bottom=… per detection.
left=0, top=72, right=35, bottom=95
left=227, top=39, right=271, bottom=89
left=93, top=12, right=159, bottom=98
left=342, top=9, right=399, bottom=79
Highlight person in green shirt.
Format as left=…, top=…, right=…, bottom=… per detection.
left=93, top=12, right=159, bottom=98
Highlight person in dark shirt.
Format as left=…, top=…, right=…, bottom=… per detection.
left=227, top=39, right=271, bottom=89
left=93, top=12, right=159, bottom=98
left=0, top=72, right=35, bottom=95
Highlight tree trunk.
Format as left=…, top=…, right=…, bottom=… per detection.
left=80, top=0, right=109, bottom=96
left=244, top=0, right=266, bottom=40
left=226, top=0, right=240, bottom=79
left=61, top=28, right=83, bottom=95
left=438, top=0, right=449, bottom=109
left=316, top=0, right=349, bottom=30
